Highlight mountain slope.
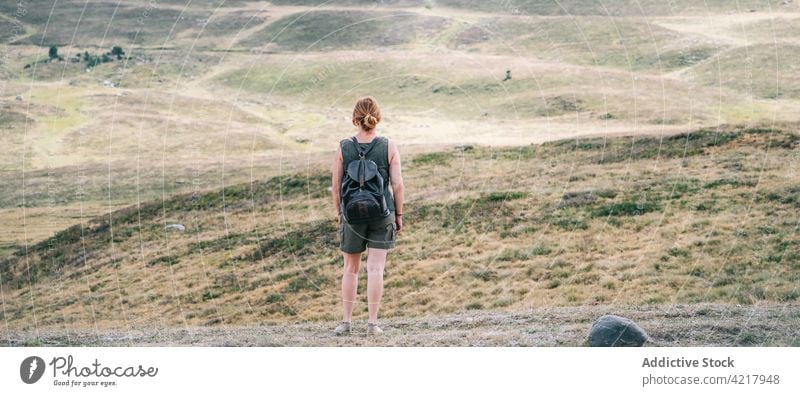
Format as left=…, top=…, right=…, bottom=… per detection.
left=1, top=125, right=798, bottom=334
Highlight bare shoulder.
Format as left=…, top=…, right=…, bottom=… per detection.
left=386, top=137, right=399, bottom=153
left=386, top=137, right=401, bottom=167
left=334, top=140, right=345, bottom=159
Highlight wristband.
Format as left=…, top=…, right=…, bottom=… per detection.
left=396, top=213, right=403, bottom=216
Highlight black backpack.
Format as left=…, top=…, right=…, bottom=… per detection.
left=340, top=136, right=391, bottom=225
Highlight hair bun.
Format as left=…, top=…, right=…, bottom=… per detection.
left=363, top=114, right=378, bottom=129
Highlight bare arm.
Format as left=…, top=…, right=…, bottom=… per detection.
left=388, top=139, right=404, bottom=231
left=331, top=144, right=344, bottom=217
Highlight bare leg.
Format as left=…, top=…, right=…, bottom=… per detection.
left=341, top=252, right=361, bottom=322
left=366, top=248, right=387, bottom=323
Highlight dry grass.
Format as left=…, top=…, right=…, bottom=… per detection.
left=1, top=125, right=798, bottom=334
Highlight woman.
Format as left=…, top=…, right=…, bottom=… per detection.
left=330, top=96, right=405, bottom=336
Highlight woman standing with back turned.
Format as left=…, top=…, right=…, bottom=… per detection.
left=331, top=96, right=405, bottom=336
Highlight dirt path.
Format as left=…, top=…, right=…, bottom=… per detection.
left=4, top=304, right=798, bottom=347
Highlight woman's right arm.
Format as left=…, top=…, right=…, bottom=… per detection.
left=331, top=145, right=344, bottom=220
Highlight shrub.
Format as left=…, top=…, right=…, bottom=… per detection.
left=111, top=46, right=125, bottom=59
left=202, top=290, right=222, bottom=301
left=266, top=293, right=285, bottom=303
left=471, top=268, right=497, bottom=281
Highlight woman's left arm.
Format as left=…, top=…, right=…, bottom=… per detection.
left=388, top=140, right=405, bottom=232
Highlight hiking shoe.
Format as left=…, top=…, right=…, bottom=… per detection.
left=367, top=322, right=384, bottom=335
left=333, top=321, right=351, bottom=336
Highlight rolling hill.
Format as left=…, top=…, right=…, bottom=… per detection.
left=1, top=125, right=798, bottom=337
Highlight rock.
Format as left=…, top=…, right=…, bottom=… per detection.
left=165, top=223, right=185, bottom=232
left=587, top=314, right=648, bottom=347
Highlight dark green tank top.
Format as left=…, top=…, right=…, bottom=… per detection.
left=340, top=136, right=395, bottom=213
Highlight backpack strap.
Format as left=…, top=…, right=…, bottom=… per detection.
left=349, top=136, right=384, bottom=188
left=351, top=136, right=380, bottom=159
left=384, top=137, right=391, bottom=184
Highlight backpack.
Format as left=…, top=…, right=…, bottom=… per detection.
left=340, top=136, right=391, bottom=225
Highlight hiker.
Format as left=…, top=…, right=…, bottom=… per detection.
left=330, top=96, right=405, bottom=336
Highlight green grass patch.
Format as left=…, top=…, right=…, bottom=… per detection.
left=494, top=244, right=552, bottom=262
left=412, top=151, right=452, bottom=166
left=148, top=255, right=179, bottom=266
left=470, top=268, right=497, bottom=281
left=243, top=221, right=336, bottom=262
left=265, top=293, right=285, bottom=304
left=283, top=274, right=328, bottom=293
left=552, top=216, right=589, bottom=231
left=465, top=302, right=483, bottom=310
left=187, top=233, right=256, bottom=254
left=476, top=191, right=527, bottom=204
left=592, top=201, right=660, bottom=217
left=704, top=178, right=756, bottom=189
left=668, top=247, right=691, bottom=257
left=202, top=290, right=222, bottom=301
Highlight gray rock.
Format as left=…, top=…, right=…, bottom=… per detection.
left=164, top=223, right=185, bottom=232
left=587, top=314, right=648, bottom=347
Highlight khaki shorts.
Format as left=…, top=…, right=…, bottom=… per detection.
left=339, top=211, right=396, bottom=253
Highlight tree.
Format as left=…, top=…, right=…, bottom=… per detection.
left=85, top=52, right=100, bottom=67
left=111, top=46, right=125, bottom=60
left=49, top=46, right=58, bottom=59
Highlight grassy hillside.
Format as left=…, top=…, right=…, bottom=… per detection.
left=1, top=125, right=798, bottom=333
left=239, top=10, right=450, bottom=50
left=685, top=44, right=800, bottom=100
left=3, top=0, right=799, bottom=214
left=436, top=0, right=795, bottom=16
left=450, top=16, right=721, bottom=71
left=213, top=53, right=730, bottom=124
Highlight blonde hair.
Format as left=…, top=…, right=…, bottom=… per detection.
left=352, top=96, right=381, bottom=131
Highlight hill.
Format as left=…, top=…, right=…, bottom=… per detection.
left=1, top=125, right=798, bottom=337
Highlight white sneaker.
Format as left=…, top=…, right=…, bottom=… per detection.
left=367, top=322, right=383, bottom=335
left=333, top=321, right=351, bottom=336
